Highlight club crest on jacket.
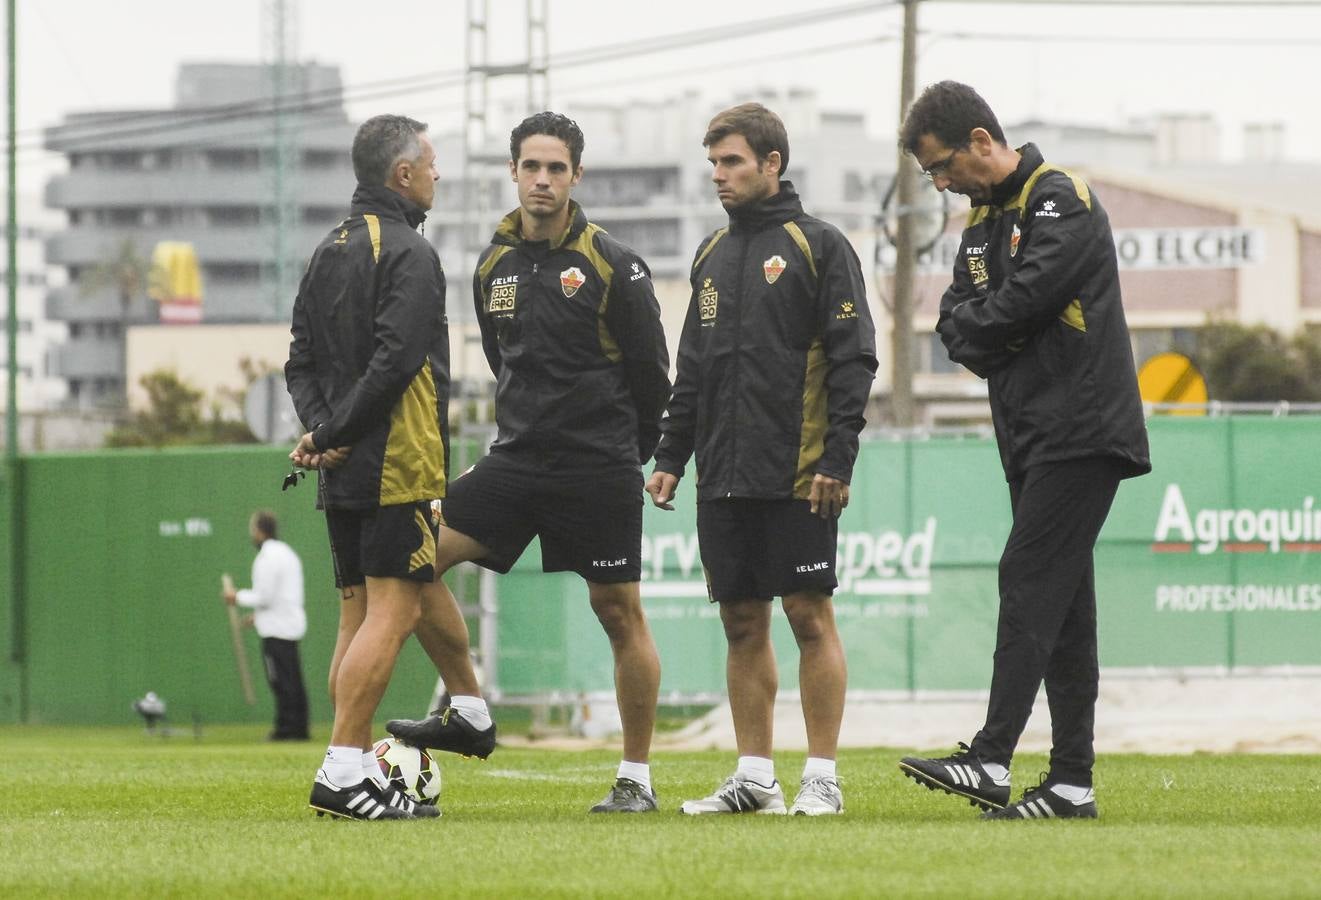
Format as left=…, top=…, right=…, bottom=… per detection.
left=763, top=254, right=787, bottom=284
left=560, top=266, right=586, bottom=298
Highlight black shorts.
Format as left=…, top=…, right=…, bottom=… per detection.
left=697, top=498, right=839, bottom=602
left=441, top=452, right=643, bottom=583
left=325, top=501, right=439, bottom=588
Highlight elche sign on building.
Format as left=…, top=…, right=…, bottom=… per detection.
left=885, top=227, right=1264, bottom=273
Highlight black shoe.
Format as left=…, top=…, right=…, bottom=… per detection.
left=378, top=780, right=441, bottom=818
left=386, top=706, right=497, bottom=759
left=982, top=776, right=1098, bottom=821
left=308, top=771, right=415, bottom=820
left=589, top=777, right=658, bottom=813
left=899, top=742, right=1011, bottom=811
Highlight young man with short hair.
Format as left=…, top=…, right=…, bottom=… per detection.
left=647, top=102, right=878, bottom=816
left=388, top=111, right=672, bottom=814
left=895, top=81, right=1149, bottom=821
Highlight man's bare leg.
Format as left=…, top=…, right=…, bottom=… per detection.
left=386, top=527, right=498, bottom=757
left=720, top=600, right=776, bottom=759
left=587, top=581, right=660, bottom=764
left=783, top=592, right=845, bottom=761
left=329, top=576, right=422, bottom=750
left=327, top=584, right=365, bottom=710
left=413, top=526, right=492, bottom=697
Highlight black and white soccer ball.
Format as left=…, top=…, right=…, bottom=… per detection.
left=372, top=737, right=442, bottom=805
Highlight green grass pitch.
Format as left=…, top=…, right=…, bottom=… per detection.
left=2, top=725, right=1319, bottom=898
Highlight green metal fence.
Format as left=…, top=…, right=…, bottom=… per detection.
left=2, top=417, right=1319, bottom=725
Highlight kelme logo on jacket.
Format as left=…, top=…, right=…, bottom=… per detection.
left=560, top=267, right=586, bottom=298
left=763, top=254, right=787, bottom=284
left=699, top=278, right=718, bottom=324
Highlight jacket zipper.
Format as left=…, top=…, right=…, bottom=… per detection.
left=727, top=232, right=749, bottom=498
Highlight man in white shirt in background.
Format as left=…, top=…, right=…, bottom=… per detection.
left=223, top=510, right=310, bottom=741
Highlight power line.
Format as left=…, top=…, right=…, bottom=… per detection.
left=926, top=0, right=1321, bottom=5
left=24, top=1, right=902, bottom=151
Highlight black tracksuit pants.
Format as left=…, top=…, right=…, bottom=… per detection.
left=262, top=637, right=310, bottom=739
left=969, top=456, right=1124, bottom=787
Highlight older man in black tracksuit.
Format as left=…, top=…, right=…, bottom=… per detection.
left=648, top=102, right=878, bottom=817
left=896, top=82, right=1150, bottom=821
left=387, top=112, right=672, bottom=814
left=288, top=114, right=484, bottom=821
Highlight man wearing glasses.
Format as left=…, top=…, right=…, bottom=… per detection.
left=895, top=81, right=1150, bottom=821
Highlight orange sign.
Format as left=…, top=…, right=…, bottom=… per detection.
left=1138, top=352, right=1207, bottom=415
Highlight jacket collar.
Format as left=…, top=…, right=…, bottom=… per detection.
left=983, top=143, right=1044, bottom=208
left=492, top=200, right=589, bottom=250
left=350, top=184, right=428, bottom=229
left=727, top=181, right=804, bottom=233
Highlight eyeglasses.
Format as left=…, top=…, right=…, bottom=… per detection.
left=921, top=145, right=966, bottom=181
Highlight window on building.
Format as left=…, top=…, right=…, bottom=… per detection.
left=141, top=208, right=182, bottom=227
left=303, top=206, right=345, bottom=224
left=922, top=333, right=964, bottom=375
left=1131, top=327, right=1197, bottom=366
left=104, top=151, right=146, bottom=171
left=205, top=148, right=261, bottom=171
left=206, top=262, right=261, bottom=283
left=142, top=150, right=178, bottom=170
left=576, top=168, right=680, bottom=208
left=303, top=149, right=343, bottom=169
left=593, top=219, right=681, bottom=257
left=205, top=206, right=261, bottom=227
left=843, top=171, right=873, bottom=202
left=106, top=208, right=144, bottom=226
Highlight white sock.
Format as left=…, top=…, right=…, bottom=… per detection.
left=617, top=760, right=652, bottom=793
left=735, top=756, right=776, bottom=787
left=448, top=695, right=492, bottom=730
left=982, top=761, right=1010, bottom=783
left=1050, top=783, right=1095, bottom=804
left=362, top=749, right=388, bottom=788
left=802, top=757, right=836, bottom=782
left=322, top=745, right=366, bottom=787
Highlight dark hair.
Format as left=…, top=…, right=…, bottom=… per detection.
left=899, top=81, right=1007, bottom=154
left=352, top=114, right=427, bottom=186
left=509, top=111, right=585, bottom=169
left=252, top=510, right=278, bottom=540
left=703, top=102, right=790, bottom=176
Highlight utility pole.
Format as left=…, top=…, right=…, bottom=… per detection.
left=4, top=0, right=14, bottom=454
left=890, top=0, right=919, bottom=427
left=5, top=0, right=23, bottom=719
left=264, top=0, right=300, bottom=321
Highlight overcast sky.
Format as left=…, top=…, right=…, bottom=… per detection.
left=6, top=0, right=1320, bottom=193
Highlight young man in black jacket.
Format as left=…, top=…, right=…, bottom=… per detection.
left=647, top=103, right=878, bottom=816
left=387, top=112, right=672, bottom=814
left=896, top=81, right=1150, bottom=821
left=288, top=114, right=485, bottom=821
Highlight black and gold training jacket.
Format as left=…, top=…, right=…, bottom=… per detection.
left=285, top=184, right=449, bottom=509
left=936, top=143, right=1150, bottom=482
left=472, top=202, right=671, bottom=471
left=653, top=183, right=878, bottom=501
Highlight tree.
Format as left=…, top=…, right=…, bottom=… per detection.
left=1196, top=321, right=1321, bottom=402
left=104, top=369, right=257, bottom=448
left=80, top=239, right=165, bottom=403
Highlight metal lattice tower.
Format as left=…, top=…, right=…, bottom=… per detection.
left=263, top=0, right=301, bottom=321
left=462, top=0, right=548, bottom=268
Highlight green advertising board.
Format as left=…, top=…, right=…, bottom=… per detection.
left=491, top=418, right=1321, bottom=699
left=3, top=418, right=1319, bottom=724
